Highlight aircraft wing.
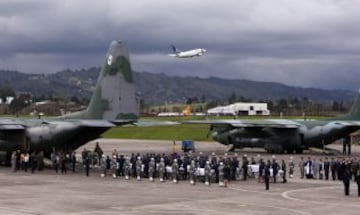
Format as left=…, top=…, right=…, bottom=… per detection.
left=61, top=119, right=115, bottom=128
left=332, top=121, right=360, bottom=127
left=134, top=120, right=179, bottom=127
left=183, top=119, right=300, bottom=129
left=0, top=119, right=26, bottom=130
left=68, top=119, right=178, bottom=127
left=109, top=119, right=137, bottom=126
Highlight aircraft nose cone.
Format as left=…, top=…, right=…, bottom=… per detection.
left=202, top=49, right=206, bottom=53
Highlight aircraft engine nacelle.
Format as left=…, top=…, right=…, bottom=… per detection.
left=212, top=129, right=265, bottom=149
left=212, top=128, right=305, bottom=153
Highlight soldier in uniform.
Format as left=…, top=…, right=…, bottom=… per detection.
left=111, top=155, right=118, bottom=178
left=136, top=156, right=142, bottom=181
left=313, top=158, right=318, bottom=179
left=172, top=159, right=179, bottom=183
left=159, top=157, right=165, bottom=182
left=231, top=155, right=239, bottom=181
left=318, top=158, right=324, bottom=180
left=11, top=151, right=17, bottom=172
left=289, top=157, right=295, bottom=179
left=94, top=142, right=103, bottom=164
left=124, top=156, right=131, bottom=180
left=299, top=157, right=305, bottom=179
left=330, top=157, right=336, bottom=180
left=189, top=159, right=196, bottom=185
left=258, top=159, right=265, bottom=183
left=218, top=162, right=225, bottom=187
left=351, top=158, right=358, bottom=181
left=100, top=154, right=107, bottom=177
left=148, top=157, right=155, bottom=182
left=204, top=160, right=211, bottom=186
left=242, top=155, right=249, bottom=181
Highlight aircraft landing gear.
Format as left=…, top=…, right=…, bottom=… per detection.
left=286, top=148, right=294, bottom=154
left=295, top=148, right=303, bottom=154
left=227, top=144, right=235, bottom=152
left=265, top=144, right=284, bottom=154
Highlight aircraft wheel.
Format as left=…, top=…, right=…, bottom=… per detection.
left=287, top=149, right=294, bottom=154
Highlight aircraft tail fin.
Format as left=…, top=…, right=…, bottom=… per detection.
left=60, top=40, right=138, bottom=121
left=333, top=90, right=360, bottom=120
left=171, top=44, right=179, bottom=53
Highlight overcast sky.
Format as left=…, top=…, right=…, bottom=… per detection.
left=1, top=0, right=360, bottom=90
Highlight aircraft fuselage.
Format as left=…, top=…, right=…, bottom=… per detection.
left=212, top=119, right=359, bottom=153
left=174, top=48, right=206, bottom=58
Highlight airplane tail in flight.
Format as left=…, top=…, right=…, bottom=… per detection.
left=171, top=45, right=179, bottom=53
left=61, top=40, right=138, bottom=121
left=332, top=89, right=360, bottom=121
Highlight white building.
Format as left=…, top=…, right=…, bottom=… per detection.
left=207, top=102, right=270, bottom=116
left=0, top=96, right=14, bottom=104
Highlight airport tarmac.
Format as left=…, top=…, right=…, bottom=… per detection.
left=0, top=139, right=359, bottom=215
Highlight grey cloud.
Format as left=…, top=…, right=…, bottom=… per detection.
left=1, top=0, right=360, bottom=90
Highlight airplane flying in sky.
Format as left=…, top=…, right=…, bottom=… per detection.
left=0, top=40, right=141, bottom=163
left=185, top=93, right=360, bottom=153
left=168, top=45, right=206, bottom=58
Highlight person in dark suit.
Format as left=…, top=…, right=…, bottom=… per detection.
left=281, top=159, right=287, bottom=183
left=264, top=160, right=271, bottom=191
left=324, top=157, right=330, bottom=180
left=272, top=159, right=279, bottom=183
left=71, top=152, right=76, bottom=172
left=342, top=160, right=351, bottom=196
left=356, top=166, right=360, bottom=197
left=85, top=156, right=90, bottom=177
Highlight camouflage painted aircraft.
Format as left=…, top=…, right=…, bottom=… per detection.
left=185, top=93, right=360, bottom=153
left=0, top=40, right=139, bottom=161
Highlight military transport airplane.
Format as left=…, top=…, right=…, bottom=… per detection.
left=0, top=40, right=143, bottom=162
left=185, top=94, right=360, bottom=154
left=168, top=45, right=206, bottom=58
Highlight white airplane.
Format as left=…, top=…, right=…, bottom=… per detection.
left=168, top=45, right=206, bottom=58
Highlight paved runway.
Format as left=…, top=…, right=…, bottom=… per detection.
left=0, top=139, right=359, bottom=215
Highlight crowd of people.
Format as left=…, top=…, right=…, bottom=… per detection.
left=10, top=142, right=360, bottom=196
left=10, top=150, right=44, bottom=173
left=78, top=143, right=295, bottom=189
left=298, top=156, right=360, bottom=196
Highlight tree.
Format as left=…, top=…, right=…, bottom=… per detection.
left=0, top=86, right=15, bottom=103
left=332, top=101, right=339, bottom=111
left=9, top=97, right=28, bottom=114
left=276, top=99, right=288, bottom=112
left=201, top=95, right=206, bottom=103
left=228, top=92, right=237, bottom=104
left=70, top=96, right=81, bottom=104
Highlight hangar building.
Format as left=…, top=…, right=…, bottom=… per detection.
left=207, top=102, right=270, bottom=116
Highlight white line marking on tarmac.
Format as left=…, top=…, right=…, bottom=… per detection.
left=227, top=187, right=313, bottom=215
left=228, top=186, right=279, bottom=195
left=281, top=185, right=360, bottom=208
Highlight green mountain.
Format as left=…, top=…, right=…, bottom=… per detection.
left=0, top=68, right=356, bottom=104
